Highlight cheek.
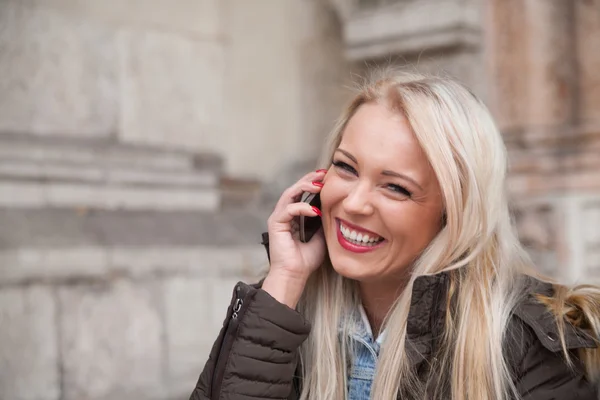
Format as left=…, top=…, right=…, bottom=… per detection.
left=319, top=177, right=346, bottom=212
left=385, top=205, right=442, bottom=244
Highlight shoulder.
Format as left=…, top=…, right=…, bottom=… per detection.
left=507, top=275, right=596, bottom=355
left=504, top=276, right=598, bottom=399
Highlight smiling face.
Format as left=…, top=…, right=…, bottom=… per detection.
left=320, top=102, right=445, bottom=283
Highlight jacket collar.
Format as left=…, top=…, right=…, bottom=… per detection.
left=404, top=272, right=451, bottom=368
left=512, top=276, right=597, bottom=351
left=403, top=272, right=598, bottom=371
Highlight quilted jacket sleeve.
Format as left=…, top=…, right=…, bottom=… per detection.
left=189, top=282, right=311, bottom=400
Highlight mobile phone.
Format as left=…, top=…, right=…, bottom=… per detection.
left=299, top=192, right=322, bottom=243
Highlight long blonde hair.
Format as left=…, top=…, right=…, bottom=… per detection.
left=296, top=71, right=600, bottom=400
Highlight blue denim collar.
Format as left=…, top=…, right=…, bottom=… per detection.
left=338, top=272, right=451, bottom=369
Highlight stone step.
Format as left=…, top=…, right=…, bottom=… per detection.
left=0, top=207, right=270, bottom=285
left=0, top=133, right=222, bottom=173
left=0, top=181, right=220, bottom=211
left=0, top=134, right=224, bottom=211
left=0, top=207, right=269, bottom=249
left=0, top=159, right=217, bottom=187
left=0, top=141, right=193, bottom=171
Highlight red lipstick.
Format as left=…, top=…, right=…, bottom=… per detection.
left=335, top=219, right=386, bottom=254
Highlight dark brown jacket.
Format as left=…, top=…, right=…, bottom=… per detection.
left=190, top=272, right=598, bottom=400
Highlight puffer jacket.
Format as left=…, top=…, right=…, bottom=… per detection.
left=190, top=257, right=599, bottom=400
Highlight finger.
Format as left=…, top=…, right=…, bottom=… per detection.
left=283, top=170, right=326, bottom=200
left=273, top=170, right=327, bottom=212
left=269, top=202, right=321, bottom=232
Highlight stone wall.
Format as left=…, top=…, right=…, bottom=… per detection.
left=486, top=0, right=600, bottom=282
left=0, top=0, right=346, bottom=181
left=0, top=246, right=267, bottom=400
left=0, top=0, right=223, bottom=149
left=0, top=207, right=269, bottom=400
left=2, top=0, right=600, bottom=399
left=0, top=2, right=273, bottom=398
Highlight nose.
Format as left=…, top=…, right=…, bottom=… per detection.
left=342, top=181, right=374, bottom=216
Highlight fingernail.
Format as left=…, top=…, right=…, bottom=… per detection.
left=316, top=169, right=327, bottom=173
left=312, top=181, right=324, bottom=187
left=311, top=206, right=322, bottom=217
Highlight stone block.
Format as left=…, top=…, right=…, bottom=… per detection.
left=521, top=0, right=576, bottom=127
left=0, top=134, right=198, bottom=172
left=513, top=199, right=560, bottom=277
left=586, top=248, right=600, bottom=280
left=576, top=0, right=600, bottom=121
left=0, top=247, right=108, bottom=285
left=0, top=245, right=266, bottom=286
left=108, top=168, right=216, bottom=187
left=0, top=181, right=220, bottom=211
left=58, top=280, right=164, bottom=400
left=0, top=2, right=118, bottom=137
left=45, top=183, right=219, bottom=211
left=0, top=181, right=46, bottom=208
left=0, top=159, right=215, bottom=187
left=511, top=193, right=600, bottom=283
left=485, top=0, right=531, bottom=132
left=221, top=0, right=304, bottom=179
left=163, top=278, right=212, bottom=397
left=161, top=277, right=249, bottom=399
left=0, top=160, right=104, bottom=182
left=118, top=29, right=224, bottom=152
left=583, top=201, right=600, bottom=246
left=28, top=0, right=221, bottom=38
left=344, top=0, right=481, bottom=60
left=581, top=198, right=600, bottom=280
left=0, top=286, right=59, bottom=400
left=296, top=0, right=351, bottom=157
left=386, top=50, right=485, bottom=100
left=108, top=246, right=266, bottom=280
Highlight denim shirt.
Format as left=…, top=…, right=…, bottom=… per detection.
left=344, top=304, right=386, bottom=400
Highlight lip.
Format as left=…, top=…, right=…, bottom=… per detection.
left=337, top=218, right=383, bottom=238
left=335, top=219, right=386, bottom=254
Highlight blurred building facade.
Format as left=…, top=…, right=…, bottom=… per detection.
left=0, top=0, right=598, bottom=399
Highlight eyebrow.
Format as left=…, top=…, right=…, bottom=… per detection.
left=334, top=148, right=424, bottom=191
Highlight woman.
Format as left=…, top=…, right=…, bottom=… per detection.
left=190, top=72, right=600, bottom=400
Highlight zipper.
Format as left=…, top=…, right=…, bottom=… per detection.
left=211, top=284, right=250, bottom=400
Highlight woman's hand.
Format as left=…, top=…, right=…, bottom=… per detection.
left=262, top=169, right=327, bottom=308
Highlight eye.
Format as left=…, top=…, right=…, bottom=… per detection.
left=332, top=160, right=357, bottom=175
left=386, top=184, right=411, bottom=198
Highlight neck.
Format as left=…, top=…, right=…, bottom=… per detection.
left=358, top=275, right=409, bottom=338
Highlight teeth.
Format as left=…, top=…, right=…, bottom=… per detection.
left=339, top=222, right=382, bottom=246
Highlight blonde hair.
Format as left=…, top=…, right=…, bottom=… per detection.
left=295, top=71, right=600, bottom=400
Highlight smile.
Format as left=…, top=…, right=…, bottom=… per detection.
left=336, top=219, right=386, bottom=253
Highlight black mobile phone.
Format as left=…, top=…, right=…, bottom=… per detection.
left=299, top=192, right=322, bottom=243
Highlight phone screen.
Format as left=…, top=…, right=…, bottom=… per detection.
left=299, top=192, right=322, bottom=243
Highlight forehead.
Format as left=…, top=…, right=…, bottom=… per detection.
left=339, top=103, right=428, bottom=169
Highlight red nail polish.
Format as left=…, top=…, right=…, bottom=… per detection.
left=312, top=181, right=324, bottom=187
left=316, top=169, right=327, bottom=173
left=311, top=206, right=322, bottom=217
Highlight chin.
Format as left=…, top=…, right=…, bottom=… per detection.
left=329, top=255, right=378, bottom=282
